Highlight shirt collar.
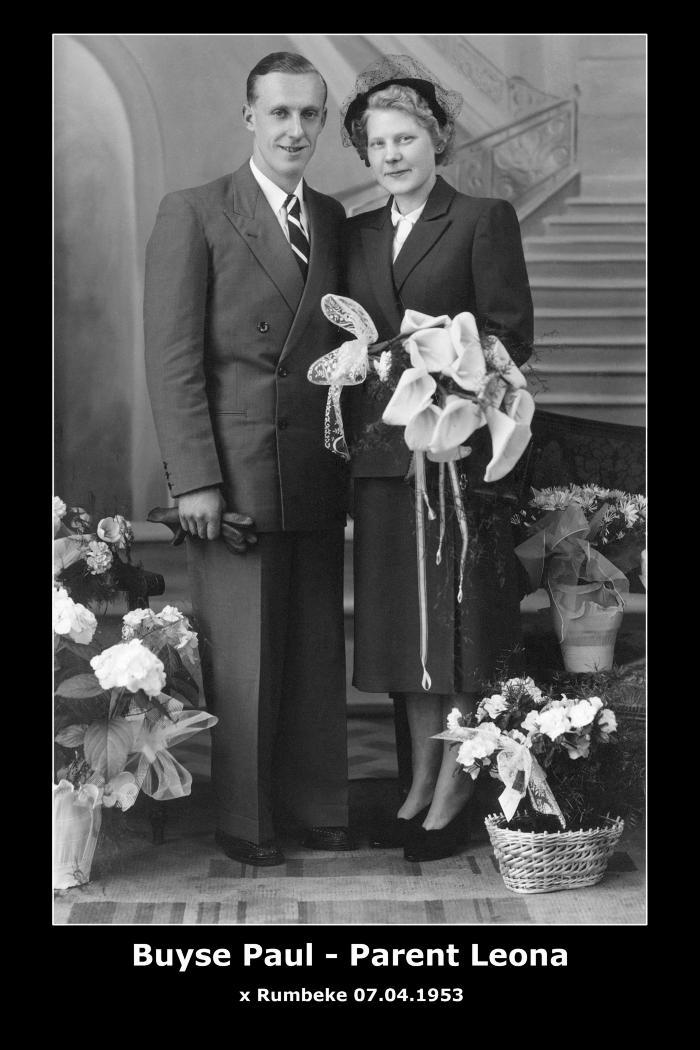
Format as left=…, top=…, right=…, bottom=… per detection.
left=249, top=157, right=305, bottom=214
left=390, top=199, right=427, bottom=226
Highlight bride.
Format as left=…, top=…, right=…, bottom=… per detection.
left=340, top=56, right=534, bottom=861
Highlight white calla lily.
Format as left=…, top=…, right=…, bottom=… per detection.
left=483, top=389, right=536, bottom=482
left=445, top=314, right=487, bottom=391
left=427, top=445, right=472, bottom=463
left=406, top=328, right=457, bottom=372
left=429, top=395, right=485, bottom=454
left=404, top=404, right=441, bottom=451
left=400, top=309, right=451, bottom=334
left=382, top=368, right=436, bottom=426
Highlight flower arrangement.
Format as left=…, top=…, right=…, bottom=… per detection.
left=437, top=675, right=632, bottom=832
left=512, top=484, right=646, bottom=582
left=308, top=294, right=535, bottom=478
left=53, top=496, right=216, bottom=889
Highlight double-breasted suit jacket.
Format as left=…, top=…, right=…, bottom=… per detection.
left=145, top=161, right=348, bottom=531
left=343, top=174, right=534, bottom=486
left=144, top=161, right=350, bottom=844
left=343, top=175, right=535, bottom=696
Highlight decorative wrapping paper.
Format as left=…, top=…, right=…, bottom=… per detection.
left=53, top=780, right=102, bottom=888
left=124, top=698, right=218, bottom=801
left=514, top=502, right=629, bottom=642
left=434, top=727, right=566, bottom=827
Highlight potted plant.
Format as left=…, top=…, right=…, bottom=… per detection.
left=53, top=496, right=216, bottom=890
left=437, top=675, right=643, bottom=893
left=512, top=486, right=646, bottom=671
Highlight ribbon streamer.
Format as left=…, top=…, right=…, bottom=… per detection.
left=447, top=461, right=469, bottom=603
left=125, top=702, right=218, bottom=801
left=413, top=452, right=432, bottom=691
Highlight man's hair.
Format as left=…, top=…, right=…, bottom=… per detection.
left=246, top=52, right=328, bottom=106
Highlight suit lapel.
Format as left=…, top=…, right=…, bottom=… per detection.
left=360, top=203, right=403, bottom=334
left=222, top=163, right=304, bottom=315
left=392, top=175, right=455, bottom=293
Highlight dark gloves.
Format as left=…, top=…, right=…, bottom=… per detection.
left=147, top=506, right=258, bottom=555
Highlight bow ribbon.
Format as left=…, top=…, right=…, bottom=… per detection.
left=125, top=700, right=218, bottom=801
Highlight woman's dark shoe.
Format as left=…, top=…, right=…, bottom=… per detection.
left=369, top=807, right=430, bottom=849
left=403, top=808, right=471, bottom=862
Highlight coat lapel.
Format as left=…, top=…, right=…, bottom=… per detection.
left=222, top=163, right=304, bottom=315
left=392, top=175, right=455, bottom=293
left=360, top=202, right=403, bottom=334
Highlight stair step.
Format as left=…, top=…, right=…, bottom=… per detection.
left=532, top=345, right=645, bottom=371
left=531, top=278, right=645, bottom=308
left=525, top=235, right=646, bottom=256
left=526, top=359, right=644, bottom=374
left=525, top=255, right=645, bottom=279
left=534, top=308, right=645, bottom=339
left=530, top=372, right=645, bottom=398
left=544, top=216, right=646, bottom=238
left=535, top=333, right=644, bottom=346
left=563, top=198, right=645, bottom=219
left=534, top=402, right=646, bottom=426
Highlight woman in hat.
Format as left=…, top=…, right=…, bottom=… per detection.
left=340, top=56, right=534, bottom=861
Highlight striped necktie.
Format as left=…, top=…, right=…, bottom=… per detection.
left=284, top=193, right=309, bottom=278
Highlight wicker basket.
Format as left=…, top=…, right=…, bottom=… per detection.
left=484, top=814, right=624, bottom=894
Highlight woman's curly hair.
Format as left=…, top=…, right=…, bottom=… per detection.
left=350, top=84, right=455, bottom=166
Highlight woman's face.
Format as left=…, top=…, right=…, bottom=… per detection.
left=365, top=108, right=437, bottom=213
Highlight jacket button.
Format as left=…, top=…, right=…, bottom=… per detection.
left=257, top=321, right=270, bottom=333
left=277, top=419, right=288, bottom=430
left=278, top=367, right=288, bottom=377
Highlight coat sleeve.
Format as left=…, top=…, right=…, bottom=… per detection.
left=143, top=191, right=224, bottom=498
left=471, top=199, right=534, bottom=366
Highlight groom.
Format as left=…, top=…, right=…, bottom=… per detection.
left=144, top=52, right=352, bottom=865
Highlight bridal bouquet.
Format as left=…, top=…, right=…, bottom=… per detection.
left=435, top=675, right=622, bottom=831
left=308, top=294, right=535, bottom=478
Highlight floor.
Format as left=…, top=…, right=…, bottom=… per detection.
left=54, top=539, right=646, bottom=926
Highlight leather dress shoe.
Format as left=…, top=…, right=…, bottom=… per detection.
left=215, top=830, right=285, bottom=867
left=369, top=807, right=430, bottom=849
left=302, top=826, right=357, bottom=851
left=403, top=809, right=471, bottom=863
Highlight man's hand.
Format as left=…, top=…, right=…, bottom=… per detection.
left=177, top=486, right=225, bottom=540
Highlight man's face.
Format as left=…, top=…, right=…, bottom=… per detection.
left=244, top=72, right=327, bottom=191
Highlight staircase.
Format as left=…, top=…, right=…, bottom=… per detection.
left=524, top=186, right=646, bottom=425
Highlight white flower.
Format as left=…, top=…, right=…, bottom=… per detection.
left=53, top=496, right=67, bottom=536
left=53, top=586, right=97, bottom=645
left=504, top=676, right=544, bottom=705
left=52, top=536, right=86, bottom=578
left=121, top=607, right=156, bottom=640
left=538, top=706, right=571, bottom=740
left=477, top=694, right=510, bottom=722
left=97, top=514, right=133, bottom=550
left=446, top=707, right=466, bottom=732
left=568, top=696, right=604, bottom=729
left=521, top=710, right=541, bottom=734
left=456, top=722, right=502, bottom=773
left=375, top=350, right=392, bottom=382
left=102, top=771, right=139, bottom=811
left=90, top=639, right=166, bottom=697
left=597, top=709, right=618, bottom=737
left=85, top=540, right=113, bottom=576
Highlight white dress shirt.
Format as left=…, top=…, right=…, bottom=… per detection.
left=391, top=199, right=427, bottom=262
left=249, top=157, right=310, bottom=242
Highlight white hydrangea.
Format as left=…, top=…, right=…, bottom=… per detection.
left=446, top=707, right=466, bottom=733
left=121, top=607, right=156, bottom=641
left=85, top=540, right=113, bottom=576
left=90, top=639, right=166, bottom=697
left=53, top=496, right=67, bottom=536
left=456, top=722, right=502, bottom=776
left=504, top=676, right=544, bottom=705
left=521, top=710, right=541, bottom=735
left=53, top=586, right=97, bottom=645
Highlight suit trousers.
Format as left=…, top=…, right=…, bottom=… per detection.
left=186, top=527, right=349, bottom=843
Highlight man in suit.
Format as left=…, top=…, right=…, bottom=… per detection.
left=144, top=52, right=353, bottom=866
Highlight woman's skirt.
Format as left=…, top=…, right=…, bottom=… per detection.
left=353, top=474, right=523, bottom=695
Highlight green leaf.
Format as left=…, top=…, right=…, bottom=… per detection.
left=168, top=673, right=199, bottom=705
left=55, top=673, right=105, bottom=699
left=58, top=637, right=101, bottom=661
left=55, top=723, right=88, bottom=747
